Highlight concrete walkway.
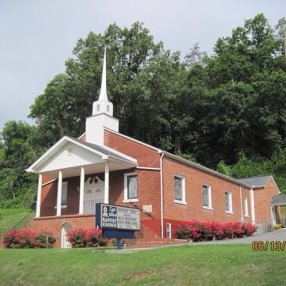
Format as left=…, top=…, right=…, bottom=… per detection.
left=93, top=229, right=286, bottom=253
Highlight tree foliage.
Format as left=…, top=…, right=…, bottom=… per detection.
left=2, top=14, right=286, bottom=209
left=0, top=121, right=38, bottom=207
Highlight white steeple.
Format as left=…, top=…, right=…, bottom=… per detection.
left=99, top=47, right=108, bottom=101
left=92, top=47, right=113, bottom=117
left=86, top=47, right=119, bottom=145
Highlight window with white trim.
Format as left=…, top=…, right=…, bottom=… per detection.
left=203, top=184, right=212, bottom=209
left=124, top=173, right=138, bottom=202
left=61, top=181, right=68, bottom=206
left=243, top=198, right=249, bottom=216
left=225, top=191, right=233, bottom=213
left=174, top=175, right=186, bottom=204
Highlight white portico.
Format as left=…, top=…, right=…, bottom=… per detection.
left=27, top=136, right=137, bottom=217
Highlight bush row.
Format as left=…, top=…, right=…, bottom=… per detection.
left=3, top=229, right=56, bottom=248
left=66, top=228, right=108, bottom=248
left=175, top=221, right=257, bottom=242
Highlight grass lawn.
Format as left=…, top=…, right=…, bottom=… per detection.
left=0, top=208, right=35, bottom=239
left=0, top=244, right=285, bottom=286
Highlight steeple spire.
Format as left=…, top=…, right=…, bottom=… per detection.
left=85, top=47, right=119, bottom=145
left=92, top=47, right=113, bottom=116
left=98, top=47, right=108, bottom=101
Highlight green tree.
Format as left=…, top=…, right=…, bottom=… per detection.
left=250, top=70, right=286, bottom=156
left=191, top=14, right=286, bottom=167
left=29, top=22, right=183, bottom=149
left=0, top=121, right=37, bottom=207
left=29, top=74, right=71, bottom=144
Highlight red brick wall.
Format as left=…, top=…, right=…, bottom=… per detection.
left=254, top=178, right=279, bottom=225
left=162, top=156, right=250, bottom=224
left=26, top=215, right=95, bottom=248
left=41, top=181, right=57, bottom=216
left=104, top=129, right=162, bottom=233
left=109, top=170, right=126, bottom=205
left=41, top=176, right=80, bottom=216
left=104, top=130, right=161, bottom=167
left=109, top=168, right=162, bottom=229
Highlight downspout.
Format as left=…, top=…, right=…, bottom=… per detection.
left=239, top=186, right=243, bottom=222
left=159, top=151, right=165, bottom=239
left=250, top=187, right=256, bottom=225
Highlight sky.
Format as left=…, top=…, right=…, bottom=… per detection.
left=0, top=0, right=285, bottom=131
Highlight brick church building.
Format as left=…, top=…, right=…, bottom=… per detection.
left=27, top=49, right=280, bottom=248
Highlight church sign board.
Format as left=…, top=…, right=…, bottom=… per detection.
left=96, top=203, right=140, bottom=244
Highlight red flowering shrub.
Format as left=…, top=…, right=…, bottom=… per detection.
left=210, top=222, right=224, bottom=240
left=222, top=222, right=236, bottom=239
left=222, top=222, right=247, bottom=239
left=175, top=221, right=204, bottom=242
left=3, top=229, right=56, bottom=248
left=66, top=228, right=107, bottom=248
left=66, top=228, right=87, bottom=247
left=174, top=223, right=192, bottom=240
left=188, top=221, right=202, bottom=242
left=243, top=223, right=258, bottom=236
left=175, top=221, right=257, bottom=242
left=86, top=229, right=107, bottom=247
left=3, top=229, right=36, bottom=248
left=35, top=232, right=56, bottom=248
left=3, top=229, right=19, bottom=248
left=232, top=222, right=246, bottom=238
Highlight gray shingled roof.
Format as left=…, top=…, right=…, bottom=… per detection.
left=70, top=136, right=137, bottom=164
left=238, top=176, right=272, bottom=188
left=271, top=194, right=286, bottom=206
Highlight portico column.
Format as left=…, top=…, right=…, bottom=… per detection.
left=250, top=187, right=256, bottom=225
left=36, top=174, right=42, bottom=217
left=104, top=161, right=109, bottom=204
left=56, top=170, right=63, bottom=216
left=271, top=206, right=276, bottom=226
left=79, top=167, right=85, bottom=214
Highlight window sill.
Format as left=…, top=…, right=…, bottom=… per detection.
left=225, top=211, right=234, bottom=215
left=123, top=199, right=138, bottom=203
left=174, top=200, right=187, bottom=205
left=54, top=205, right=67, bottom=209
left=203, top=206, right=213, bottom=211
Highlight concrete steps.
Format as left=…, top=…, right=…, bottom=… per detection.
left=125, top=224, right=188, bottom=248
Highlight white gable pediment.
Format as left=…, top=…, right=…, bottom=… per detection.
left=32, top=141, right=104, bottom=173
left=27, top=136, right=137, bottom=175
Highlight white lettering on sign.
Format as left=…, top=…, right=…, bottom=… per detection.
left=117, top=207, right=140, bottom=230
left=100, top=204, right=140, bottom=230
